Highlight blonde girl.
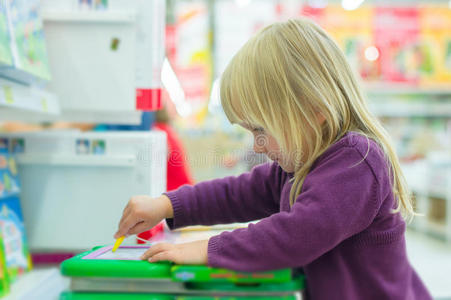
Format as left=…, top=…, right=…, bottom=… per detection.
left=116, top=18, right=431, bottom=299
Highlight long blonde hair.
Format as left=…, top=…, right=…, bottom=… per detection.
left=220, top=18, right=414, bottom=220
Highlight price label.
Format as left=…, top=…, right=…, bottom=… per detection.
left=41, top=98, right=48, bottom=112
left=3, top=86, right=13, bottom=104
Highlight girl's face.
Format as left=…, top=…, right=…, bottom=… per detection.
left=241, top=124, right=296, bottom=173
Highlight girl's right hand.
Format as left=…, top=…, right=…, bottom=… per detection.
left=114, top=194, right=173, bottom=239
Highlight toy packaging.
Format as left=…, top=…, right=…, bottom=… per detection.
left=0, top=152, right=32, bottom=282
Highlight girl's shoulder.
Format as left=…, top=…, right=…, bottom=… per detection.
left=315, top=131, right=391, bottom=190
left=345, top=131, right=388, bottom=170
left=320, top=131, right=386, bottom=164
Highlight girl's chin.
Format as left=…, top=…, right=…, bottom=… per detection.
left=277, top=162, right=295, bottom=173
left=270, top=157, right=294, bottom=172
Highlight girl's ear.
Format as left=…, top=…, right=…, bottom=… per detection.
left=317, top=112, right=326, bottom=125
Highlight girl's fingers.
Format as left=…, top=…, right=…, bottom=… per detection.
left=115, top=214, right=139, bottom=238
left=119, top=206, right=131, bottom=226
left=118, top=203, right=131, bottom=225
left=149, top=250, right=177, bottom=263
left=122, top=202, right=131, bottom=217
left=127, top=221, right=150, bottom=236
left=141, top=241, right=208, bottom=265
left=141, top=243, right=173, bottom=260
left=115, top=216, right=130, bottom=238
left=114, top=205, right=132, bottom=238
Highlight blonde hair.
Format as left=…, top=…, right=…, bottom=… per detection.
left=220, top=18, right=414, bottom=220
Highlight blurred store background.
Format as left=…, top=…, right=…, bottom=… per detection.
left=0, top=0, right=451, bottom=299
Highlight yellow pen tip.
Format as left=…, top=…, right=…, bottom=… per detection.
left=112, top=236, right=125, bottom=252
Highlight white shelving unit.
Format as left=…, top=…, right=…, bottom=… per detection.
left=41, top=10, right=136, bottom=23
left=0, top=78, right=60, bottom=115
left=368, top=98, right=451, bottom=118
left=2, top=0, right=166, bottom=124
left=0, top=1, right=167, bottom=299
left=404, top=161, right=451, bottom=242
left=366, top=85, right=451, bottom=241
left=0, top=0, right=60, bottom=117
left=365, top=86, right=451, bottom=118
left=3, top=268, right=68, bottom=300
left=365, top=84, right=451, bottom=97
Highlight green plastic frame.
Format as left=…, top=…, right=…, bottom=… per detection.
left=61, top=246, right=172, bottom=279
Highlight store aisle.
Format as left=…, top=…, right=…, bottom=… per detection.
left=406, top=230, right=451, bottom=300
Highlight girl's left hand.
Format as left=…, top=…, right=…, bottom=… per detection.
left=141, top=239, right=209, bottom=265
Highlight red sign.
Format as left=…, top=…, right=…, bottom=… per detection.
left=136, top=88, right=163, bottom=111
left=374, top=7, right=420, bottom=84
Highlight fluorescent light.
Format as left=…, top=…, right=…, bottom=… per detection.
left=208, top=78, right=221, bottom=114
left=161, top=58, right=192, bottom=117
left=341, top=0, right=365, bottom=10
left=364, top=46, right=379, bottom=61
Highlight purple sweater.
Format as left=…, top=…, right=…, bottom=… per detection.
left=165, top=132, right=431, bottom=299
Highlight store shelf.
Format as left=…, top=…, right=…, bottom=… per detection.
left=4, top=268, right=69, bottom=300
left=17, top=154, right=136, bottom=167
left=365, top=84, right=451, bottom=97
left=368, top=99, right=451, bottom=117
left=410, top=218, right=450, bottom=242
left=0, top=109, right=142, bottom=124
left=0, top=78, right=60, bottom=114
left=404, top=161, right=451, bottom=242
left=362, top=83, right=451, bottom=117
left=41, top=10, right=136, bottom=24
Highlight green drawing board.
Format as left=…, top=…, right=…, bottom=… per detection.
left=60, top=292, right=172, bottom=300
left=61, top=245, right=305, bottom=299
left=176, top=297, right=298, bottom=300
left=62, top=246, right=295, bottom=284
left=60, top=245, right=172, bottom=279
left=171, top=265, right=292, bottom=284
left=61, top=293, right=298, bottom=300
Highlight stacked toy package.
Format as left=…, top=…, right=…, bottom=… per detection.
left=419, top=6, right=451, bottom=87
left=0, top=139, right=32, bottom=285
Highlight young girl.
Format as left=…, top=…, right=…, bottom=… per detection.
left=115, top=18, right=431, bottom=299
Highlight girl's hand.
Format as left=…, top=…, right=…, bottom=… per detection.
left=114, top=195, right=173, bottom=239
left=141, top=240, right=209, bottom=265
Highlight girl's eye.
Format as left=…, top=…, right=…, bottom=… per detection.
left=252, top=127, right=265, bottom=133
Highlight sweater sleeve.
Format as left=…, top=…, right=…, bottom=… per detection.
left=207, top=146, right=385, bottom=272
left=164, top=162, right=285, bottom=229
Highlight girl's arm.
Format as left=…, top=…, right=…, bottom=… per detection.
left=206, top=146, right=390, bottom=272
left=165, top=162, right=286, bottom=229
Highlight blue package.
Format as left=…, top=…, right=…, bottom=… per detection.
left=0, top=153, right=31, bottom=280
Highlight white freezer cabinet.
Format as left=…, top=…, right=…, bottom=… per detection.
left=0, top=131, right=167, bottom=252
